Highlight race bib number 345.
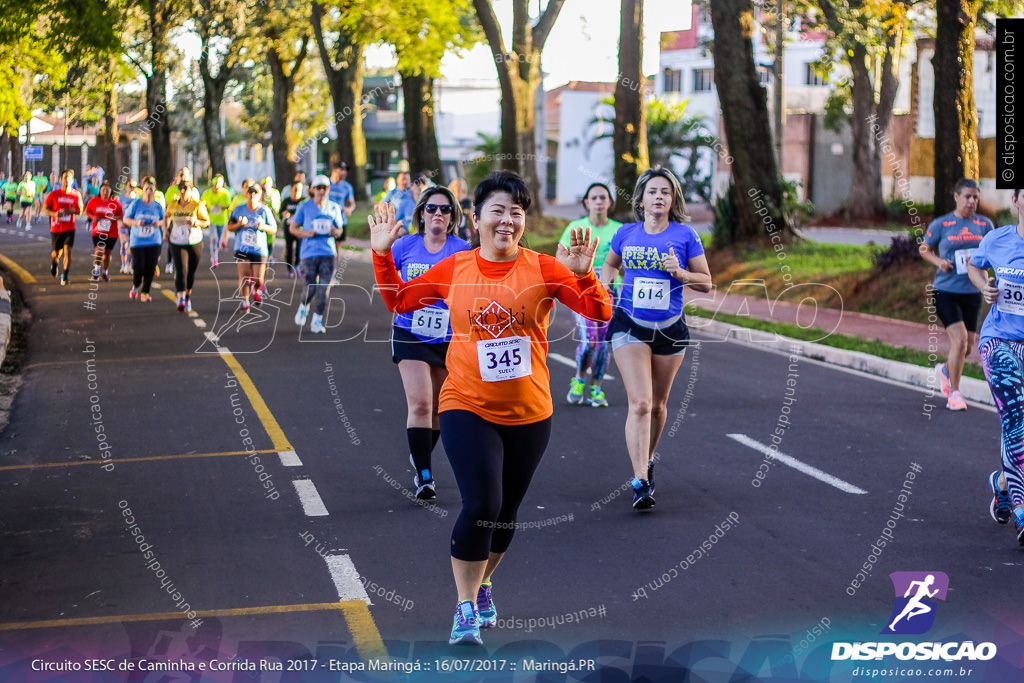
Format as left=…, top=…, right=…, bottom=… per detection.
left=477, top=336, right=531, bottom=382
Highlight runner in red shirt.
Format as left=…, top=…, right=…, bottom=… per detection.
left=85, top=181, right=124, bottom=282
left=42, top=169, right=84, bottom=286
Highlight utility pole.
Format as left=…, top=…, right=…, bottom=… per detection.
left=773, top=0, right=786, bottom=171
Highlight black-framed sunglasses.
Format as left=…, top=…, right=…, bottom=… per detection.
left=423, top=204, right=453, bottom=215
left=246, top=188, right=260, bottom=194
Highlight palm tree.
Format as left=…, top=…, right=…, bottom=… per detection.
left=587, top=98, right=716, bottom=201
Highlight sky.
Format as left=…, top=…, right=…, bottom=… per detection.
left=366, top=0, right=694, bottom=88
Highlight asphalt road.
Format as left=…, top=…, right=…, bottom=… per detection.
left=0, top=218, right=1020, bottom=682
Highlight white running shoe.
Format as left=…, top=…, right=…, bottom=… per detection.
left=310, top=313, right=326, bottom=334
left=294, top=302, right=310, bottom=326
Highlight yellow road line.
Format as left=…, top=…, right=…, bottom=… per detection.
left=0, top=449, right=278, bottom=472
left=160, top=289, right=177, bottom=303
left=340, top=601, right=389, bottom=660
left=215, top=352, right=385, bottom=660
left=0, top=601, right=358, bottom=632
left=218, top=351, right=293, bottom=452
left=0, top=253, right=36, bottom=284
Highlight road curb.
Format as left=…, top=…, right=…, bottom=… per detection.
left=0, top=275, right=10, bottom=369
left=688, top=315, right=994, bottom=407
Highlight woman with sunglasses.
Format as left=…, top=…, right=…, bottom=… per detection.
left=289, top=175, right=344, bottom=333
left=228, top=180, right=276, bottom=310
left=389, top=186, right=471, bottom=499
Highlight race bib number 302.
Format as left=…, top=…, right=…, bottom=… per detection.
left=997, top=279, right=1024, bottom=316
left=412, top=307, right=450, bottom=339
left=477, top=336, right=531, bottom=382
left=632, top=277, right=670, bottom=311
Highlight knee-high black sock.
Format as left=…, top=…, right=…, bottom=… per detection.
left=408, top=427, right=433, bottom=477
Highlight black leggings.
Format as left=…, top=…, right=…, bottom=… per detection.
left=170, top=242, right=203, bottom=292
left=440, top=410, right=551, bottom=562
left=131, top=245, right=161, bottom=293
left=284, top=231, right=302, bottom=269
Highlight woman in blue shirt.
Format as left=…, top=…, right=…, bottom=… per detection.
left=122, top=178, right=167, bottom=302
left=602, top=167, right=712, bottom=511
left=968, top=188, right=1024, bottom=545
left=228, top=181, right=276, bottom=311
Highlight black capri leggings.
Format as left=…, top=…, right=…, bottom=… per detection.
left=170, top=242, right=203, bottom=292
left=131, top=245, right=162, bottom=294
left=440, top=410, right=552, bottom=562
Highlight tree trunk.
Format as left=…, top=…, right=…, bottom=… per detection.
left=9, top=135, right=21, bottom=179
left=0, top=131, right=9, bottom=177
left=147, top=0, right=174, bottom=187
left=400, top=71, right=443, bottom=179
left=710, top=0, right=789, bottom=243
left=933, top=0, right=980, bottom=215
left=613, top=0, right=648, bottom=221
left=473, top=0, right=564, bottom=214
left=199, top=63, right=229, bottom=185
left=847, top=44, right=883, bottom=219
left=267, top=42, right=307, bottom=188
left=103, top=73, right=119, bottom=180
left=311, top=2, right=367, bottom=199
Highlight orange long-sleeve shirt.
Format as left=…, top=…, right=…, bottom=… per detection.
left=373, top=247, right=611, bottom=424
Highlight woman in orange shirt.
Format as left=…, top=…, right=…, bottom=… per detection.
left=370, top=171, right=611, bottom=647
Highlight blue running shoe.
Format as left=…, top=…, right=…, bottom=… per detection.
left=631, top=477, right=655, bottom=511
left=409, top=454, right=436, bottom=500
left=587, top=385, right=608, bottom=407
left=1014, top=506, right=1024, bottom=546
left=935, top=363, right=951, bottom=398
left=449, top=600, right=482, bottom=645
left=477, top=583, right=496, bottom=628
left=990, top=470, right=1011, bottom=524
left=566, top=377, right=585, bottom=404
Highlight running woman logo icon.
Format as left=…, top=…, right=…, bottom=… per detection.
left=881, top=571, right=949, bottom=635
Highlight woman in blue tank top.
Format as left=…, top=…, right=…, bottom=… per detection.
left=389, top=185, right=471, bottom=500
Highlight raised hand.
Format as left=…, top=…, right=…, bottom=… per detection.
left=368, top=201, right=405, bottom=255
left=556, top=225, right=598, bottom=277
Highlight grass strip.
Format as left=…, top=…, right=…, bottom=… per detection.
left=684, top=305, right=985, bottom=381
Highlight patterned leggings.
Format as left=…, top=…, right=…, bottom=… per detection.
left=574, top=312, right=611, bottom=381
left=980, top=338, right=1024, bottom=507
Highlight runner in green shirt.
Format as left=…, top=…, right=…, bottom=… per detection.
left=558, top=182, right=624, bottom=407
left=16, top=172, right=36, bottom=229
left=201, top=174, right=232, bottom=267
left=32, top=172, right=49, bottom=224
left=3, top=177, right=19, bottom=224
